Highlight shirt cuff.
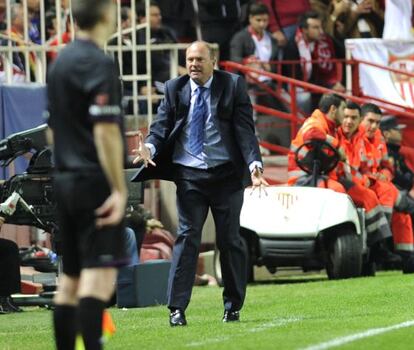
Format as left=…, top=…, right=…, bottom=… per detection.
left=249, top=161, right=263, bottom=174
left=145, top=143, right=156, bottom=158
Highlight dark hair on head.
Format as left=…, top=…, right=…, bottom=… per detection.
left=298, top=10, right=320, bottom=29
left=121, top=7, right=130, bottom=22
left=345, top=101, right=360, bottom=113
left=136, top=0, right=159, bottom=18
left=45, top=10, right=55, bottom=30
left=361, top=103, right=382, bottom=117
left=71, top=0, right=112, bottom=30
left=248, top=2, right=269, bottom=17
left=318, top=94, right=345, bottom=113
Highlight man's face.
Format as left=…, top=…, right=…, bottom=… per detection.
left=249, top=14, right=269, bottom=36
left=342, top=108, right=361, bottom=135
left=121, top=8, right=132, bottom=30
left=103, top=2, right=117, bottom=39
left=384, top=128, right=403, bottom=145
left=27, top=0, right=40, bottom=12
left=334, top=101, right=346, bottom=126
left=362, top=112, right=382, bottom=138
left=304, top=18, right=322, bottom=42
left=186, top=43, right=215, bottom=85
left=12, top=6, right=24, bottom=33
left=149, top=5, right=162, bottom=30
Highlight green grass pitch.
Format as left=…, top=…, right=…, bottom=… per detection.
left=1, top=271, right=413, bottom=349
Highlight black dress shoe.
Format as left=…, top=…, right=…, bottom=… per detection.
left=223, top=310, right=240, bottom=322
left=169, top=309, right=187, bottom=326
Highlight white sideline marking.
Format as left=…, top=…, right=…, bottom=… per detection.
left=186, top=316, right=302, bottom=347
left=301, top=320, right=414, bottom=350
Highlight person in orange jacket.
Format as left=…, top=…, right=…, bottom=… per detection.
left=360, top=103, right=414, bottom=273
left=288, top=93, right=346, bottom=192
left=360, top=103, right=414, bottom=216
left=336, top=101, right=394, bottom=256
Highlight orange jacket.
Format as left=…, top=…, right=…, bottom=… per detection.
left=288, top=109, right=339, bottom=185
left=361, top=128, right=394, bottom=182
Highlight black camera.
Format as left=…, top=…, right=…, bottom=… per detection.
left=0, top=124, right=57, bottom=232
left=0, top=124, right=143, bottom=235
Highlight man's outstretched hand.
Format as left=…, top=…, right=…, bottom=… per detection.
left=132, top=132, right=156, bottom=168
left=250, top=167, right=269, bottom=197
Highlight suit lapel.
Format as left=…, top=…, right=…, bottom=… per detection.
left=170, top=80, right=191, bottom=138
left=177, top=81, right=191, bottom=119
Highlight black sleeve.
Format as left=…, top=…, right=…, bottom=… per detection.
left=233, top=75, right=262, bottom=165
left=85, top=58, right=122, bottom=124
left=230, top=31, right=245, bottom=63
left=46, top=67, right=56, bottom=130
left=282, top=39, right=303, bottom=81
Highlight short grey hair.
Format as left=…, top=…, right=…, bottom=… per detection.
left=187, top=41, right=216, bottom=60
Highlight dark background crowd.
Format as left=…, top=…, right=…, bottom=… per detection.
left=0, top=0, right=398, bottom=80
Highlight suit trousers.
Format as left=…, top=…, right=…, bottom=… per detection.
left=167, top=163, right=246, bottom=312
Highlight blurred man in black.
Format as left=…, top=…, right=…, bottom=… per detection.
left=197, top=0, right=248, bottom=61
left=380, top=116, right=414, bottom=192
left=135, top=1, right=186, bottom=113
left=47, top=1, right=128, bottom=349
left=0, top=225, right=23, bottom=314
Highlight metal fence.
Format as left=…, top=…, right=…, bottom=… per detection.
left=0, top=0, right=218, bottom=130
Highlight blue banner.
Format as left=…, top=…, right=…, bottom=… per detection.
left=0, top=84, right=47, bottom=179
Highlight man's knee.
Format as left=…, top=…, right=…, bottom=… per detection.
left=54, top=274, right=79, bottom=306
left=77, top=268, right=117, bottom=301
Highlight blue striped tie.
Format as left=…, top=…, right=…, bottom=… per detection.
left=189, top=86, right=207, bottom=155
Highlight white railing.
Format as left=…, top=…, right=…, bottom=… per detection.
left=0, top=0, right=218, bottom=130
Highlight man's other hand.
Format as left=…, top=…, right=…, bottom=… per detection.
left=95, top=190, right=127, bottom=228
left=250, top=167, right=269, bottom=197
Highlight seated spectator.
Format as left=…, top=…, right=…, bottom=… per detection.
left=283, top=10, right=345, bottom=114
left=328, top=0, right=384, bottom=39
left=137, top=0, right=186, bottom=80
left=120, top=6, right=132, bottom=33
left=28, top=0, right=41, bottom=44
left=310, top=0, right=348, bottom=56
left=230, top=2, right=279, bottom=75
left=230, top=1, right=290, bottom=147
left=262, top=0, right=311, bottom=49
left=45, top=11, right=57, bottom=42
left=112, top=0, right=186, bottom=115
left=1, top=3, right=38, bottom=82
left=46, top=2, right=72, bottom=62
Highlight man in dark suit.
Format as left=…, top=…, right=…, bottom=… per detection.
left=132, top=41, right=267, bottom=326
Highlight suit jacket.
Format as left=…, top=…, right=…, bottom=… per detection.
left=132, top=70, right=262, bottom=187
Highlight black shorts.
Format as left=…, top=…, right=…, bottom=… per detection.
left=54, top=171, right=129, bottom=276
